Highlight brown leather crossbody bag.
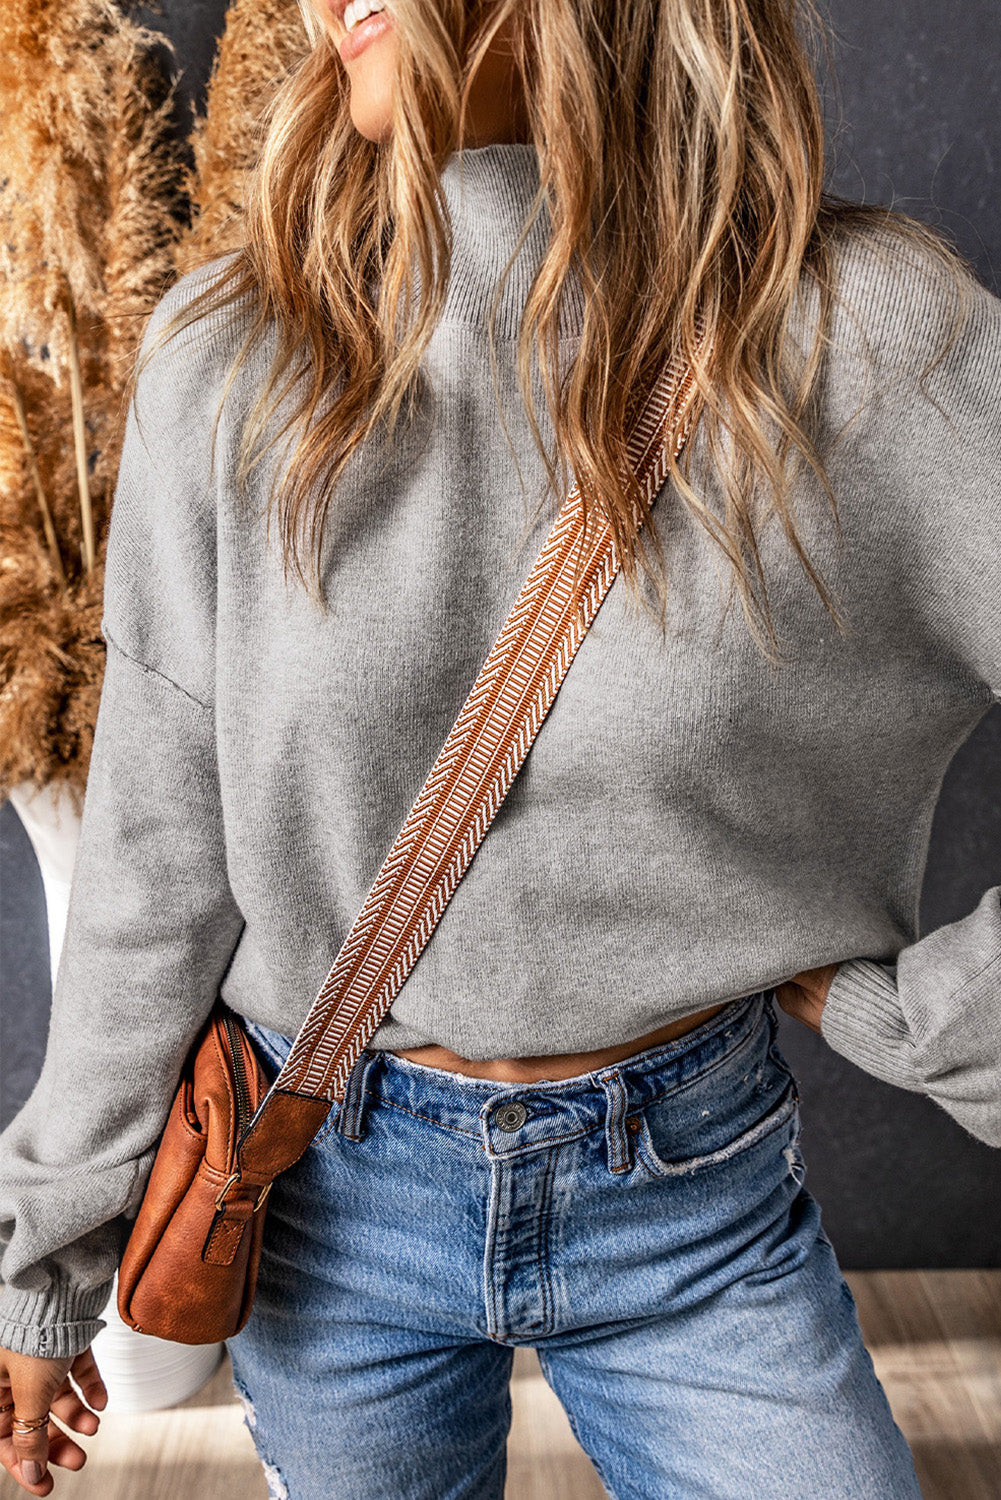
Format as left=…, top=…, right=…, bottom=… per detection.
left=116, top=344, right=705, bottom=1344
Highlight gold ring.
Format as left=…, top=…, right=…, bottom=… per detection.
left=11, top=1412, right=50, bottom=1434
left=0, top=1400, right=15, bottom=1415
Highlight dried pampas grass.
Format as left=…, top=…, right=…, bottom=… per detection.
left=0, top=0, right=186, bottom=807
left=175, top=0, right=310, bottom=273
left=2, top=0, right=314, bottom=809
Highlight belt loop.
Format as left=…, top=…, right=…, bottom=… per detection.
left=599, top=1071, right=633, bottom=1174
left=334, top=1050, right=380, bottom=1141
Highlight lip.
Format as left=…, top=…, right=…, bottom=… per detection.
left=332, top=0, right=395, bottom=61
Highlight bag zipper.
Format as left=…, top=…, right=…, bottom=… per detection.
left=214, top=1014, right=272, bottom=1214
left=223, top=1013, right=252, bottom=1135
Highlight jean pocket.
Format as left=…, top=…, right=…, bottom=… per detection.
left=629, top=1028, right=801, bottom=1179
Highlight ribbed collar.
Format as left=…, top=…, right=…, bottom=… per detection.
left=422, top=141, right=585, bottom=340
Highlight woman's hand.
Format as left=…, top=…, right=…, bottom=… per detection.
left=774, top=962, right=840, bottom=1035
left=0, top=1345, right=107, bottom=1493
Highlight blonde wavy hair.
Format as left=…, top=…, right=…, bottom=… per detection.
left=133, top=0, right=975, bottom=662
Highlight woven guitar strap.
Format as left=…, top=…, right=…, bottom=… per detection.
left=229, top=340, right=706, bottom=1200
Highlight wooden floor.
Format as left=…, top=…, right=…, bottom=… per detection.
left=1, top=1271, right=998, bottom=1499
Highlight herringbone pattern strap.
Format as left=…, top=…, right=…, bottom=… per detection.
left=254, top=341, right=705, bottom=1110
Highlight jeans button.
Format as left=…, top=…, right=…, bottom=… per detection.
left=495, top=1101, right=528, bottom=1132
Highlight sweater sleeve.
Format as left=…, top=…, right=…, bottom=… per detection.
left=819, top=247, right=1001, bottom=1150
left=0, top=264, right=247, bottom=1359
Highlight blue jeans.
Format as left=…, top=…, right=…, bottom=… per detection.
left=226, top=990, right=922, bottom=1500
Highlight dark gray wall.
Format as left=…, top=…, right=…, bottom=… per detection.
left=788, top=0, right=1001, bottom=1267
left=2, top=0, right=999, bottom=1267
left=822, top=2, right=999, bottom=291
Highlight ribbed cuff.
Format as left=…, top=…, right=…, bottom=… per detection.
left=0, top=1277, right=114, bottom=1359
left=819, top=958, right=926, bottom=1092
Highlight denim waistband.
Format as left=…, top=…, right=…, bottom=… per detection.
left=242, top=988, right=775, bottom=1154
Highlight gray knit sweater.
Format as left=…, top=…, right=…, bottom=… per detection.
left=2, top=142, right=1000, bottom=1359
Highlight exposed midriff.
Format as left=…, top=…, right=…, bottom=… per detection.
left=388, top=1001, right=731, bottom=1083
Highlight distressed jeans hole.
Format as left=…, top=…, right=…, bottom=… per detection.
left=783, top=1143, right=806, bottom=1187
left=262, top=1458, right=290, bottom=1500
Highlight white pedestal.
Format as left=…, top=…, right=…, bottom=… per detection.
left=6, top=780, right=226, bottom=1409
left=89, top=1272, right=224, bottom=1414
left=7, top=780, right=80, bottom=991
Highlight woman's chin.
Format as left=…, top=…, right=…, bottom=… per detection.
left=347, top=92, right=394, bottom=143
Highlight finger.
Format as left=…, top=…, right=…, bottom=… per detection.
left=69, top=1347, right=108, bottom=1413
left=0, top=1429, right=57, bottom=1493
left=49, top=1381, right=100, bottom=1438
left=38, top=1417, right=90, bottom=1475
left=773, top=983, right=821, bottom=1033
left=0, top=1396, right=12, bottom=1469
left=8, top=1409, right=55, bottom=1493
left=0, top=1394, right=30, bottom=1486
left=1, top=1421, right=88, bottom=1479
left=6, top=1377, right=58, bottom=1491
left=773, top=980, right=801, bottom=1014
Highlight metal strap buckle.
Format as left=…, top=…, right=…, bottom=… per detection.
left=214, top=1172, right=272, bottom=1213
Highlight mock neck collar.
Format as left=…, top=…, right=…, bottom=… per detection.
left=420, top=141, right=584, bottom=340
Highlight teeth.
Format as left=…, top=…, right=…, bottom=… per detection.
left=343, top=0, right=385, bottom=32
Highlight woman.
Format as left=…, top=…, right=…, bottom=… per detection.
left=1, top=0, right=999, bottom=1493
